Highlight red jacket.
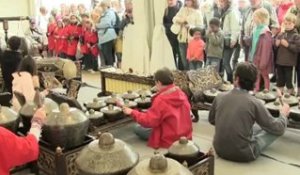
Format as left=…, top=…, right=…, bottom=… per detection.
left=0, top=127, right=39, bottom=175
left=131, top=84, right=193, bottom=149
left=54, top=26, right=68, bottom=55
left=47, top=23, right=57, bottom=51
left=277, top=2, right=294, bottom=26
left=187, top=38, right=205, bottom=61
left=65, top=24, right=82, bottom=56
left=81, top=28, right=99, bottom=57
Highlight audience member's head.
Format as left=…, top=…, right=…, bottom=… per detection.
left=209, top=18, right=221, bottom=32
left=252, top=8, right=270, bottom=25
left=8, top=36, right=21, bottom=51
left=283, top=13, right=297, bottom=31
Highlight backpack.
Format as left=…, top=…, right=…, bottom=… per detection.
left=113, top=12, right=121, bottom=35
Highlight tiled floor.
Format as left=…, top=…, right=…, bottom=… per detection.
left=14, top=71, right=300, bottom=175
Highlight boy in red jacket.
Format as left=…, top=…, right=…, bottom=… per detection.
left=54, top=18, right=67, bottom=58
left=80, top=19, right=99, bottom=72
left=186, top=27, right=205, bottom=70
left=123, top=68, right=193, bottom=149
left=0, top=108, right=46, bottom=175
left=65, top=14, right=81, bottom=61
left=47, top=17, right=56, bottom=57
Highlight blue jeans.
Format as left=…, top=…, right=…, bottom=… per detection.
left=221, top=47, right=234, bottom=82
left=189, top=61, right=203, bottom=70
left=134, top=124, right=152, bottom=141
left=206, top=57, right=221, bottom=73
left=179, top=43, right=189, bottom=70
left=253, top=125, right=279, bottom=153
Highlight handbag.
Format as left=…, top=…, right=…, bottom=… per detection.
left=170, top=23, right=181, bottom=35
left=224, top=34, right=231, bottom=48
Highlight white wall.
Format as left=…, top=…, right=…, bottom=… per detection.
left=0, top=0, right=35, bottom=38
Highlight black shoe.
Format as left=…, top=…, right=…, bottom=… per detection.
left=192, top=117, right=199, bottom=123
left=191, top=110, right=199, bottom=123
left=270, top=75, right=276, bottom=83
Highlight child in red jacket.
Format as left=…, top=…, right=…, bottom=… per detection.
left=65, top=14, right=81, bottom=61
left=122, top=68, right=193, bottom=149
left=47, top=17, right=56, bottom=57
left=81, top=19, right=99, bottom=72
left=186, top=27, right=205, bottom=70
left=0, top=108, right=46, bottom=175
left=54, top=18, right=67, bottom=58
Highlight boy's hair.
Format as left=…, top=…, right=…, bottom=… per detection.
left=80, top=13, right=90, bottom=19
left=234, top=63, right=258, bottom=91
left=8, top=36, right=21, bottom=51
left=154, top=68, right=174, bottom=86
left=189, top=27, right=205, bottom=37
left=284, top=13, right=297, bottom=24
left=209, top=17, right=221, bottom=27
left=253, top=8, right=270, bottom=25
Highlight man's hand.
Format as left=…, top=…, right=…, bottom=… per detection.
left=280, top=103, right=290, bottom=118
left=123, top=106, right=133, bottom=115
left=281, top=39, right=289, bottom=47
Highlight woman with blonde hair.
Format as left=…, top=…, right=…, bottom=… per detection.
left=250, top=8, right=274, bottom=92
left=172, top=0, right=204, bottom=70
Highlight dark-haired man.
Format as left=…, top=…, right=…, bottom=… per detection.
left=123, top=67, right=192, bottom=149
left=0, top=36, right=23, bottom=93
left=209, top=63, right=290, bottom=162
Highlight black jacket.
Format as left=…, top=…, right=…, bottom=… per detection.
left=163, top=1, right=182, bottom=34
left=275, top=29, right=300, bottom=66
left=0, top=50, right=22, bottom=93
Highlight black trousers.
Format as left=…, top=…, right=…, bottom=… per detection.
left=100, top=40, right=115, bottom=66
left=166, top=31, right=183, bottom=70
left=83, top=53, right=98, bottom=70
left=67, top=55, right=76, bottom=61
left=297, top=54, right=300, bottom=88
left=232, top=44, right=241, bottom=70
left=276, top=65, right=294, bottom=89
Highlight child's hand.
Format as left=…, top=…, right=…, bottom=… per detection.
left=275, top=39, right=281, bottom=47
left=122, top=106, right=133, bottom=115
left=281, top=39, right=289, bottom=47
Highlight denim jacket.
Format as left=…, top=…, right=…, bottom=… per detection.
left=96, top=9, right=117, bottom=45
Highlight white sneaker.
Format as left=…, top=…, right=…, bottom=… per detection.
left=88, top=69, right=95, bottom=74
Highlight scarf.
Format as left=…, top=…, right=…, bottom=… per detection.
left=250, top=24, right=267, bottom=62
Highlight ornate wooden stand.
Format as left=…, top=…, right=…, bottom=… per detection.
left=38, top=136, right=93, bottom=175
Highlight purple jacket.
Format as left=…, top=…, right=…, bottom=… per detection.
left=252, top=30, right=274, bottom=73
